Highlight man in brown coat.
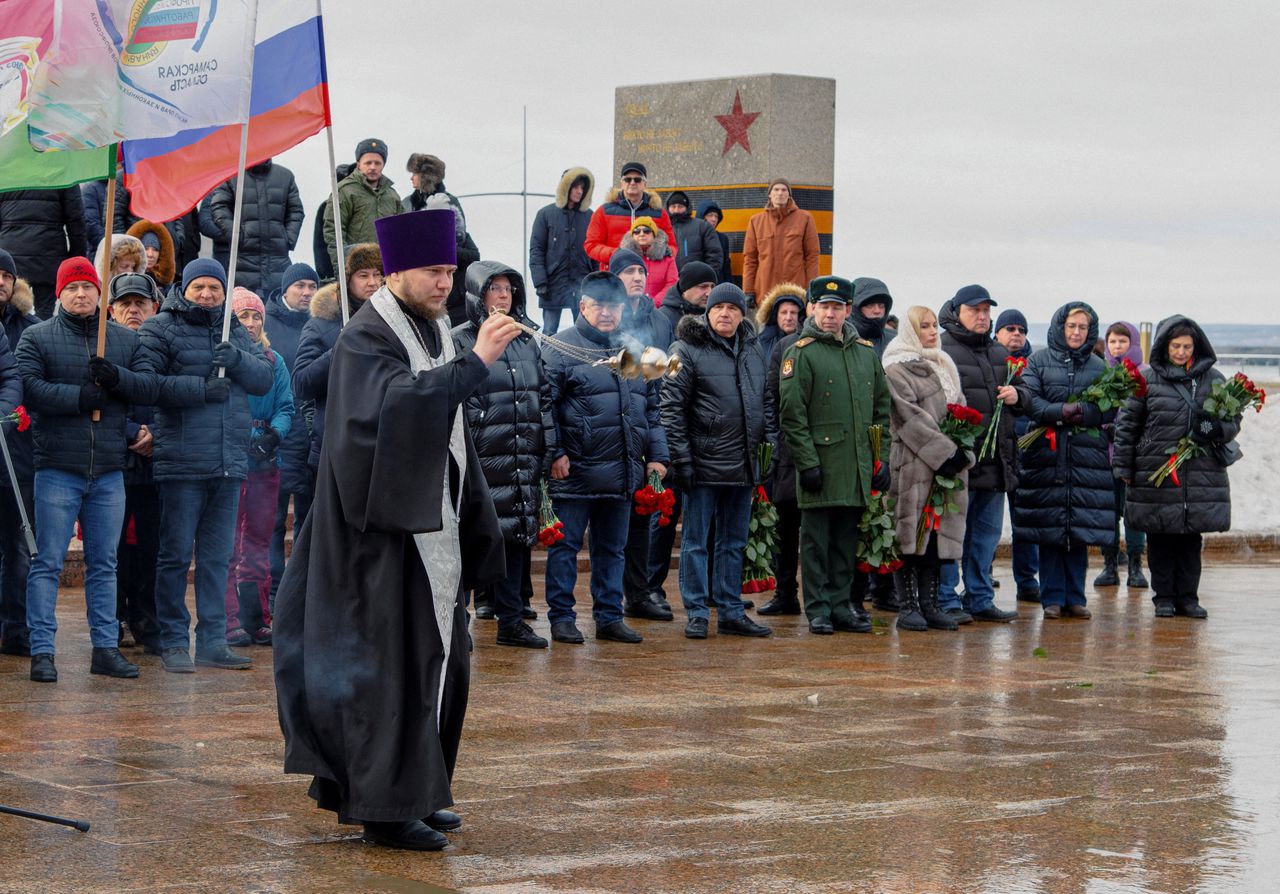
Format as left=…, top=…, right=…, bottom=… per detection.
left=742, top=178, right=819, bottom=306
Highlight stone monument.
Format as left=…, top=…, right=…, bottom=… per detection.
left=614, top=74, right=836, bottom=286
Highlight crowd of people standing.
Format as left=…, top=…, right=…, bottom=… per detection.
left=0, top=147, right=1246, bottom=684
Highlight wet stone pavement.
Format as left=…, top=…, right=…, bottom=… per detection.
left=1, top=559, right=1278, bottom=894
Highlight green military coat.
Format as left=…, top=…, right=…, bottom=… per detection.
left=323, top=171, right=404, bottom=272
left=778, top=317, right=892, bottom=509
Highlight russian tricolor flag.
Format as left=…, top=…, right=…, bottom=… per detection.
left=122, top=1, right=329, bottom=222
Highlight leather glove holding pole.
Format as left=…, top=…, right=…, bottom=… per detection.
left=212, top=341, right=241, bottom=371
left=89, top=356, right=120, bottom=390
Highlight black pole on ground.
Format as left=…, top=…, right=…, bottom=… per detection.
left=0, top=804, right=90, bottom=832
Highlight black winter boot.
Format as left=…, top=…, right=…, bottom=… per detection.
left=893, top=567, right=927, bottom=632
left=1127, top=549, right=1149, bottom=588
left=918, top=564, right=958, bottom=631
left=1093, top=547, right=1120, bottom=587
left=757, top=591, right=802, bottom=615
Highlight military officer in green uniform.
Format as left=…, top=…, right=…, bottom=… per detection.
left=778, top=276, right=892, bottom=635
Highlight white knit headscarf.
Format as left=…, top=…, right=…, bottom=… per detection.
left=880, top=306, right=963, bottom=404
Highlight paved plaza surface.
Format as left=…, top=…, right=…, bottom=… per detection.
left=1, top=559, right=1277, bottom=894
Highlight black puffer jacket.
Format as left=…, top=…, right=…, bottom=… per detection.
left=765, top=331, right=802, bottom=502
left=1, top=281, right=39, bottom=484
left=939, top=300, right=1024, bottom=492
left=1012, top=301, right=1115, bottom=548
left=135, top=295, right=273, bottom=481
left=661, top=315, right=772, bottom=487
left=451, top=262, right=558, bottom=544
left=1113, top=316, right=1238, bottom=534
left=0, top=188, right=87, bottom=317
left=14, top=310, right=155, bottom=477
left=529, top=167, right=594, bottom=311
left=654, top=284, right=702, bottom=335
left=546, top=314, right=669, bottom=501
left=200, top=160, right=305, bottom=294
left=666, top=197, right=724, bottom=273
left=264, top=291, right=313, bottom=494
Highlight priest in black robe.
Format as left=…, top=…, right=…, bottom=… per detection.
left=273, top=208, right=520, bottom=851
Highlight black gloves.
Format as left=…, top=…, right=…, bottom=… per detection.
left=204, top=377, right=231, bottom=403
left=89, top=356, right=120, bottom=390
left=937, top=449, right=968, bottom=478
left=1079, top=403, right=1103, bottom=427
left=676, top=468, right=697, bottom=492
left=1060, top=402, right=1084, bottom=426
left=249, top=426, right=281, bottom=463
left=78, top=383, right=108, bottom=412
left=871, top=463, right=891, bottom=492
left=212, top=341, right=240, bottom=370
left=1191, top=411, right=1224, bottom=445
left=800, top=466, right=824, bottom=493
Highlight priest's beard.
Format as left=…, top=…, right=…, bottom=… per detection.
left=390, top=284, right=448, bottom=320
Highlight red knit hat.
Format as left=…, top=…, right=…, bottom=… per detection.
left=56, top=257, right=101, bottom=296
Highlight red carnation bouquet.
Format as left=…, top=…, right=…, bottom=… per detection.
left=535, top=481, right=565, bottom=547
left=634, top=469, right=676, bottom=526
left=857, top=425, right=902, bottom=574
left=742, top=444, right=780, bottom=594
left=977, top=356, right=1026, bottom=461
left=917, top=404, right=983, bottom=552
left=1150, top=372, right=1265, bottom=487
left=1018, top=358, right=1146, bottom=452
left=1, top=405, right=31, bottom=432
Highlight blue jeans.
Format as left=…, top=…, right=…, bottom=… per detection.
left=1039, top=542, right=1088, bottom=607
left=938, top=488, right=1004, bottom=613
left=155, top=478, right=241, bottom=654
left=26, top=469, right=125, bottom=655
left=545, top=498, right=629, bottom=626
left=1007, top=491, right=1040, bottom=591
left=679, top=485, right=752, bottom=621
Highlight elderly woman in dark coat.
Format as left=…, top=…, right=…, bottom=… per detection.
left=1111, top=316, right=1238, bottom=619
left=1013, top=301, right=1116, bottom=619
left=452, top=261, right=557, bottom=647
left=881, top=306, right=972, bottom=631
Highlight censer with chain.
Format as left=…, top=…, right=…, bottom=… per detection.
left=489, top=308, right=681, bottom=381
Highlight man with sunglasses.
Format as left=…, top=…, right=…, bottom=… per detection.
left=583, top=162, right=677, bottom=270
left=995, top=308, right=1040, bottom=604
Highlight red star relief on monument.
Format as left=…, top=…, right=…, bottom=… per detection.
left=714, top=89, right=761, bottom=156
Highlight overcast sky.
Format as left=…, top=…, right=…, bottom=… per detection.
left=274, top=0, right=1278, bottom=325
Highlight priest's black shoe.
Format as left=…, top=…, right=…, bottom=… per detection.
left=550, top=622, right=584, bottom=644
left=832, top=614, right=872, bottom=633
left=195, top=647, right=252, bottom=669
left=684, top=617, right=708, bottom=639
left=29, top=653, right=56, bottom=683
left=596, top=621, right=642, bottom=643
left=362, top=819, right=448, bottom=851
left=970, top=606, right=1018, bottom=623
left=91, top=647, right=139, bottom=678
left=425, top=809, right=462, bottom=832
left=718, top=614, right=772, bottom=637
left=624, top=595, right=673, bottom=621
left=496, top=622, right=548, bottom=649
left=808, top=617, right=834, bottom=635
left=756, top=594, right=801, bottom=615
left=1153, top=600, right=1176, bottom=617
left=1176, top=601, right=1208, bottom=619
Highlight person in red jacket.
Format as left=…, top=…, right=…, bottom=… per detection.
left=583, top=162, right=676, bottom=269
left=617, top=217, right=677, bottom=303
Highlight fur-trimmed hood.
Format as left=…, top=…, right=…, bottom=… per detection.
left=605, top=187, right=663, bottom=212
left=755, top=282, right=807, bottom=328
left=7, top=278, right=35, bottom=316
left=675, top=311, right=758, bottom=348
left=94, top=234, right=145, bottom=278
left=309, top=283, right=342, bottom=321
left=555, top=167, right=595, bottom=210
left=126, top=219, right=176, bottom=286
left=620, top=227, right=671, bottom=260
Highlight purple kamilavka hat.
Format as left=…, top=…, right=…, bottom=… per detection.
left=375, top=209, right=457, bottom=274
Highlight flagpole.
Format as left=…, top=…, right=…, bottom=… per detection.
left=315, top=0, right=348, bottom=325
left=218, top=0, right=260, bottom=365
left=92, top=168, right=117, bottom=422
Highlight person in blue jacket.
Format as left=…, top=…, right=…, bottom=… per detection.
left=223, top=287, right=294, bottom=646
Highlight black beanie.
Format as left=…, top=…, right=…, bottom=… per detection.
left=705, top=283, right=747, bottom=315
left=677, top=261, right=717, bottom=293
left=0, top=248, right=15, bottom=278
